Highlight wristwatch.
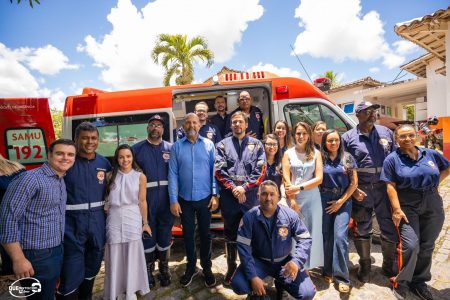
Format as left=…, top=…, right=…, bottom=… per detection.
left=299, top=185, right=305, bottom=191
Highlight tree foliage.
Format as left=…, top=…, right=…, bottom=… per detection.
left=10, top=0, right=40, bottom=8
left=151, top=34, right=214, bottom=86
left=51, top=108, right=63, bottom=139
left=322, top=70, right=340, bottom=88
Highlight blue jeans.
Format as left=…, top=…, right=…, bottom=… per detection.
left=22, top=244, right=63, bottom=300
left=179, top=196, right=212, bottom=271
left=321, top=192, right=351, bottom=284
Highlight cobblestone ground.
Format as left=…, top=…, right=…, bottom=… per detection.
left=1, top=178, right=449, bottom=299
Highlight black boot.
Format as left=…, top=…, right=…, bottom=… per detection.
left=145, top=251, right=156, bottom=289
left=55, top=290, right=78, bottom=300
left=78, top=278, right=95, bottom=300
left=381, top=238, right=398, bottom=278
left=275, top=280, right=290, bottom=300
left=354, top=237, right=371, bottom=283
left=158, top=248, right=171, bottom=287
left=223, top=241, right=237, bottom=286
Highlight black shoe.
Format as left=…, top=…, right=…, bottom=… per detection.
left=392, top=284, right=408, bottom=300
left=410, top=283, right=433, bottom=300
left=203, top=269, right=216, bottom=287
left=179, top=268, right=199, bottom=287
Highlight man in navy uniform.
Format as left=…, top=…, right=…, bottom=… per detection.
left=215, top=111, right=266, bottom=286
left=57, top=123, right=111, bottom=300
left=342, top=101, right=398, bottom=283
left=231, top=180, right=315, bottom=300
left=132, top=114, right=174, bottom=288
left=210, top=95, right=229, bottom=138
left=225, top=91, right=264, bottom=139
left=176, top=102, right=222, bottom=143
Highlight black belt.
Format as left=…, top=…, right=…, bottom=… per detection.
left=358, top=182, right=385, bottom=189
left=320, top=187, right=345, bottom=194
left=397, top=187, right=438, bottom=195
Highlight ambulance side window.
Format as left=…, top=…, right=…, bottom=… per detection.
left=5, top=128, right=48, bottom=165
left=284, top=103, right=348, bottom=134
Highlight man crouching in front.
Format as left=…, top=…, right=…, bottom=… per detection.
left=231, top=180, right=315, bottom=300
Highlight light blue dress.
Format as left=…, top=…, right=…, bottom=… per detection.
left=287, top=148, right=324, bottom=269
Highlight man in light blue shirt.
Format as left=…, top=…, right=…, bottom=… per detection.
left=169, top=113, right=219, bottom=288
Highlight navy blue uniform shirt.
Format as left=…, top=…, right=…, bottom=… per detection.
left=265, top=161, right=282, bottom=190
left=381, top=147, right=450, bottom=190
left=342, top=124, right=395, bottom=183
left=65, top=154, right=111, bottom=206
left=226, top=106, right=264, bottom=140
left=322, top=154, right=356, bottom=189
left=210, top=113, right=229, bottom=138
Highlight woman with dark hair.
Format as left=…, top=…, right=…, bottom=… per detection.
left=282, top=121, right=324, bottom=269
left=381, top=124, right=450, bottom=300
left=273, top=120, right=293, bottom=154
left=103, top=144, right=151, bottom=299
left=320, top=129, right=358, bottom=293
left=0, top=154, right=25, bottom=275
left=312, top=121, right=327, bottom=150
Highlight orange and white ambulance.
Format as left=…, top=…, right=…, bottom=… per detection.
left=62, top=72, right=356, bottom=237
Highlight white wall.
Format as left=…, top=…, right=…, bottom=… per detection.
left=426, top=58, right=447, bottom=117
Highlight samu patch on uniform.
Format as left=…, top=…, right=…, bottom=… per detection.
left=278, top=227, right=288, bottom=238
left=428, top=160, right=436, bottom=169
left=162, top=152, right=170, bottom=161
left=206, top=131, right=214, bottom=140
left=255, top=113, right=261, bottom=121
left=247, top=143, right=255, bottom=151
left=96, top=169, right=106, bottom=184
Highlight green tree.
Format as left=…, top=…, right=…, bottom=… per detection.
left=405, top=105, right=415, bottom=122
left=51, top=108, right=63, bottom=139
left=151, top=34, right=214, bottom=86
left=10, top=0, right=40, bottom=8
left=322, top=70, right=340, bottom=88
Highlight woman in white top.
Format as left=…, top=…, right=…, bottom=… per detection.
left=282, top=121, right=324, bottom=269
left=103, top=144, right=152, bottom=300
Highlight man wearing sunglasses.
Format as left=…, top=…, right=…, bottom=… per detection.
left=342, top=101, right=398, bottom=284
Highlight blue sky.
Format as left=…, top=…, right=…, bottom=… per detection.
left=0, top=0, right=448, bottom=109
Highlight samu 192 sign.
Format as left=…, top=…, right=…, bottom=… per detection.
left=5, top=128, right=47, bottom=165
left=9, top=277, right=42, bottom=298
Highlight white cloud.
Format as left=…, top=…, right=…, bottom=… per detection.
left=292, top=0, right=405, bottom=69
left=369, top=67, right=380, bottom=74
left=0, top=43, right=69, bottom=109
left=78, top=0, right=264, bottom=90
left=249, top=62, right=301, bottom=78
left=23, top=45, right=79, bottom=75
left=392, top=40, right=419, bottom=56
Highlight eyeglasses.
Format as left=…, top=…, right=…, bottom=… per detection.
left=148, top=123, right=163, bottom=128
left=265, top=143, right=278, bottom=148
left=361, top=108, right=377, bottom=115
left=397, top=133, right=416, bottom=140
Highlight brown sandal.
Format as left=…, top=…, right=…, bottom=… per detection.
left=338, top=283, right=350, bottom=293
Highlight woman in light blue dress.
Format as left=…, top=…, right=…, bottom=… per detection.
left=282, top=121, right=324, bottom=269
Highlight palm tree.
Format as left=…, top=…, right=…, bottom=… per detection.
left=151, top=34, right=214, bottom=86
left=322, top=70, right=340, bottom=88
left=10, top=0, right=40, bottom=8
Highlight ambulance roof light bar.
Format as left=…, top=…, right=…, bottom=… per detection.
left=223, top=71, right=266, bottom=82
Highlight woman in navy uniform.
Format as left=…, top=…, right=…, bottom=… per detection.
left=381, top=124, right=450, bottom=300
left=320, top=129, right=358, bottom=293
left=262, top=134, right=283, bottom=189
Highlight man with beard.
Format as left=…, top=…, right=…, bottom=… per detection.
left=210, top=95, right=229, bottom=138
left=57, top=123, right=111, bottom=300
left=215, top=111, right=266, bottom=286
left=132, top=115, right=173, bottom=288
left=342, top=101, right=398, bottom=283
left=231, top=180, right=315, bottom=300
left=176, top=102, right=222, bottom=144
left=169, top=113, right=219, bottom=287
left=225, top=91, right=264, bottom=140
